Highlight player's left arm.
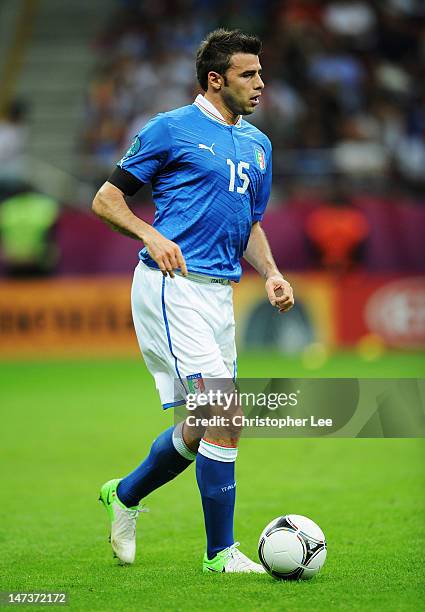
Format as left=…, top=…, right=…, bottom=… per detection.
left=244, top=222, right=294, bottom=313
left=244, top=137, right=294, bottom=313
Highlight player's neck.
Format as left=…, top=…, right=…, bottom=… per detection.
left=203, top=92, right=240, bottom=126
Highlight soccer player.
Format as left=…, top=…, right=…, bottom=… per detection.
left=92, top=29, right=294, bottom=573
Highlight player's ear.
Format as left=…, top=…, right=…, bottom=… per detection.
left=208, top=71, right=223, bottom=91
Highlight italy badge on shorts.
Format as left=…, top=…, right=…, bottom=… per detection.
left=254, top=146, right=266, bottom=171
left=187, top=373, right=205, bottom=393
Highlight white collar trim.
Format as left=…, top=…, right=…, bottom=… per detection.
left=194, top=94, right=242, bottom=127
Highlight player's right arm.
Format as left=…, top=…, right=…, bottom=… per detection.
left=92, top=113, right=187, bottom=278
left=92, top=182, right=187, bottom=278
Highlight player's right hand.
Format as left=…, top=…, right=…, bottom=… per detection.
left=143, top=230, right=188, bottom=278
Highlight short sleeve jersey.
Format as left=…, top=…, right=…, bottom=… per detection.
left=117, top=95, right=272, bottom=281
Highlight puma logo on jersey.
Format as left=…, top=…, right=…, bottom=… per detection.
left=198, top=143, right=215, bottom=155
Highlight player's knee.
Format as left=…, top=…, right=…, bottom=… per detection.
left=226, top=406, right=243, bottom=438
left=213, top=405, right=243, bottom=442
left=227, top=405, right=244, bottom=439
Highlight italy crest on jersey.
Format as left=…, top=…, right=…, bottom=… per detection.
left=254, top=146, right=266, bottom=171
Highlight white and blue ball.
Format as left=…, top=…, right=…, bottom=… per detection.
left=258, top=514, right=327, bottom=580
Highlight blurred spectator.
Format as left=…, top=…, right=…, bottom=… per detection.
left=322, top=1, right=377, bottom=42
left=0, top=100, right=28, bottom=198
left=79, top=0, right=425, bottom=199
left=0, top=186, right=59, bottom=277
left=394, top=130, right=425, bottom=190
left=333, top=113, right=388, bottom=176
left=305, top=189, right=369, bottom=272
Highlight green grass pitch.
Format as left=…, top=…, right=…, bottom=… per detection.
left=1, top=352, right=424, bottom=611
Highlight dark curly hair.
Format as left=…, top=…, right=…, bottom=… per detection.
left=196, top=28, right=262, bottom=92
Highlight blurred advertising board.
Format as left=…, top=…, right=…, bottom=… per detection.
left=234, top=273, right=336, bottom=353
left=0, top=277, right=138, bottom=358
left=0, top=273, right=423, bottom=358
left=336, top=274, right=425, bottom=349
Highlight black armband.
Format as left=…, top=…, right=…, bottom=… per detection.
left=107, top=166, right=144, bottom=196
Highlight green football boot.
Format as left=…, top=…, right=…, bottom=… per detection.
left=99, top=478, right=147, bottom=564
left=203, top=542, right=266, bottom=573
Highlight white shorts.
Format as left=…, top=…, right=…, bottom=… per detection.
left=131, top=261, right=237, bottom=409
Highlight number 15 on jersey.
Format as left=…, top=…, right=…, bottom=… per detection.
left=227, top=159, right=250, bottom=194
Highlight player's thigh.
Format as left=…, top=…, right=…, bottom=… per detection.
left=161, top=275, right=232, bottom=382
left=216, top=297, right=237, bottom=382
left=131, top=263, right=182, bottom=404
left=131, top=262, right=233, bottom=406
left=131, top=261, right=167, bottom=357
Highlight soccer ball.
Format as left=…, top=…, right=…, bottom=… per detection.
left=258, top=514, right=327, bottom=580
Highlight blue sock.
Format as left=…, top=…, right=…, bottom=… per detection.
left=196, top=439, right=237, bottom=559
left=117, top=425, right=195, bottom=507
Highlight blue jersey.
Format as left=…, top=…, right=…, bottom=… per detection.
left=118, top=95, right=272, bottom=281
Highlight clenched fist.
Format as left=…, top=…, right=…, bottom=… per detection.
left=265, top=275, right=294, bottom=313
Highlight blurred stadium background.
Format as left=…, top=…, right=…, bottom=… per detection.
left=1, top=4, right=424, bottom=609
left=0, top=0, right=424, bottom=366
